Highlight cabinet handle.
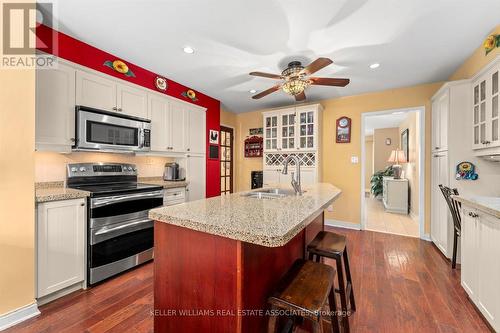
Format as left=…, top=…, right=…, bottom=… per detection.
left=112, top=107, right=117, bottom=111
left=70, top=138, right=76, bottom=142
left=484, top=141, right=490, bottom=145
left=434, top=146, right=439, bottom=150
left=187, top=148, right=190, bottom=152
left=118, top=108, right=123, bottom=112
left=80, top=203, right=85, bottom=206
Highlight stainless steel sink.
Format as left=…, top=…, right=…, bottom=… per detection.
left=241, top=188, right=303, bottom=199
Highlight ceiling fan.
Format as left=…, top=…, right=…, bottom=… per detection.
left=249, top=57, right=349, bottom=101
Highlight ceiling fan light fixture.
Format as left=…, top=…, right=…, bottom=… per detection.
left=249, top=89, right=257, bottom=94
left=282, top=78, right=310, bottom=96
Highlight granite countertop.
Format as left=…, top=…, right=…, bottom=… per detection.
left=149, top=183, right=341, bottom=247
left=138, top=177, right=188, bottom=189
left=453, top=195, right=500, bottom=219
left=35, top=181, right=90, bottom=203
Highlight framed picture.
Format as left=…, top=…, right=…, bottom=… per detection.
left=209, top=130, right=219, bottom=144
left=249, top=127, right=263, bottom=136
left=336, top=116, right=351, bottom=143
left=401, top=128, right=409, bottom=162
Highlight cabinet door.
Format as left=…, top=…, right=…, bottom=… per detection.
left=431, top=153, right=449, bottom=256
left=116, top=83, right=148, bottom=119
left=76, top=70, right=116, bottom=111
left=473, top=78, right=488, bottom=149
left=298, top=109, right=316, bottom=150
left=438, top=92, right=449, bottom=151
left=37, top=199, right=85, bottom=298
left=186, top=155, right=206, bottom=201
left=148, top=94, right=169, bottom=152
left=461, top=208, right=478, bottom=300
left=476, top=213, right=500, bottom=327
left=300, top=169, right=316, bottom=185
left=169, top=102, right=188, bottom=152
left=490, top=69, right=499, bottom=147
left=187, top=108, right=206, bottom=154
left=264, top=114, right=279, bottom=151
left=280, top=111, right=296, bottom=151
left=36, top=63, right=76, bottom=151
left=431, top=98, right=440, bottom=151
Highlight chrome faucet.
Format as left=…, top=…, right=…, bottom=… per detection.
left=282, top=155, right=302, bottom=195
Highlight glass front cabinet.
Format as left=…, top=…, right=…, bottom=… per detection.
left=472, top=59, right=500, bottom=152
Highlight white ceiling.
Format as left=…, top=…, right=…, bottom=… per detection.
left=364, top=112, right=415, bottom=136
left=49, top=0, right=500, bottom=113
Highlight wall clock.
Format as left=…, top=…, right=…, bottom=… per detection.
left=336, top=116, right=351, bottom=143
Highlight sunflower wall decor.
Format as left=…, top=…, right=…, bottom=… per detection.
left=182, top=89, right=198, bottom=102
left=484, top=34, right=500, bottom=55
left=103, top=59, right=136, bottom=77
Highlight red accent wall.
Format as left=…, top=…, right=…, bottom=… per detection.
left=36, top=25, right=220, bottom=198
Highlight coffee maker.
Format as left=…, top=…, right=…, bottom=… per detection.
left=163, top=162, right=183, bottom=181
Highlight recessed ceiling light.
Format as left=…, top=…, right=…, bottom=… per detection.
left=369, top=63, right=380, bottom=69
left=249, top=89, right=257, bottom=94
left=183, top=46, right=194, bottom=54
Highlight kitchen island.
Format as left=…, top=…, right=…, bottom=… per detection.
left=149, top=183, right=341, bottom=332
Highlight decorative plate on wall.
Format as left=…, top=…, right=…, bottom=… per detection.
left=155, top=76, right=168, bottom=91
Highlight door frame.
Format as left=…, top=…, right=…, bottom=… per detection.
left=360, top=106, right=427, bottom=239
left=220, top=125, right=235, bottom=194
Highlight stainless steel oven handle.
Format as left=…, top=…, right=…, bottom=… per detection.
left=95, top=218, right=152, bottom=236
left=91, top=218, right=153, bottom=245
left=92, top=190, right=163, bottom=207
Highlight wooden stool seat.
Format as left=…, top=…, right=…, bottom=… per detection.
left=308, top=231, right=356, bottom=333
left=268, top=259, right=340, bottom=333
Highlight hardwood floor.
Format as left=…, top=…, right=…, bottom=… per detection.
left=5, top=227, right=491, bottom=332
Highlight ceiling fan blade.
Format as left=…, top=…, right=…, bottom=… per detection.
left=310, top=77, right=350, bottom=87
left=249, top=71, right=282, bottom=79
left=301, top=57, right=333, bottom=76
left=252, top=85, right=281, bottom=99
left=295, top=91, right=306, bottom=102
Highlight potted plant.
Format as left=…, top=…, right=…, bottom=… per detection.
left=370, top=166, right=394, bottom=198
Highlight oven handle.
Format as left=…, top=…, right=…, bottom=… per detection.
left=91, top=190, right=163, bottom=208
left=91, top=218, right=153, bottom=245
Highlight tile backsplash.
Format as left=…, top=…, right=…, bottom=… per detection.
left=35, top=152, right=174, bottom=182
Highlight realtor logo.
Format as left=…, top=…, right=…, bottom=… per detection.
left=1, top=2, right=55, bottom=68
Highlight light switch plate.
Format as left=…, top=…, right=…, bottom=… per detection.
left=327, top=205, right=334, bottom=212
left=351, top=156, right=359, bottom=164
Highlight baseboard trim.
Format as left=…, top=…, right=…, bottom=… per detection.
left=421, top=233, right=432, bottom=242
left=0, top=302, right=40, bottom=331
left=325, top=219, right=361, bottom=230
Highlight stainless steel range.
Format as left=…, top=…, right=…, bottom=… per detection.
left=67, top=163, right=163, bottom=285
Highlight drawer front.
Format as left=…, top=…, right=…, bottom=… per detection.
left=163, top=188, right=186, bottom=205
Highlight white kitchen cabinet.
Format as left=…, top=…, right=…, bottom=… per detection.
left=471, top=56, right=500, bottom=155
left=264, top=113, right=279, bottom=151
left=37, top=199, right=86, bottom=299
left=185, top=154, right=206, bottom=201
left=431, top=90, right=449, bottom=152
left=461, top=207, right=500, bottom=331
left=116, top=82, right=148, bottom=119
left=76, top=70, right=116, bottom=111
left=169, top=101, right=188, bottom=153
left=431, top=152, right=450, bottom=256
left=187, top=107, right=206, bottom=155
left=148, top=93, right=170, bottom=152
left=36, top=62, right=76, bottom=152
left=163, top=187, right=187, bottom=206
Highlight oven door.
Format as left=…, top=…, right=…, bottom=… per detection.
left=89, top=190, right=164, bottom=228
left=89, top=218, right=154, bottom=284
left=76, top=106, right=149, bottom=151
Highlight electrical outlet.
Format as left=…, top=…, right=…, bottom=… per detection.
left=327, top=205, right=334, bottom=212
left=351, top=156, right=359, bottom=164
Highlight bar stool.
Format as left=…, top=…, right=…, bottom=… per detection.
left=267, top=259, right=340, bottom=333
left=307, top=231, right=356, bottom=333
left=439, top=184, right=461, bottom=269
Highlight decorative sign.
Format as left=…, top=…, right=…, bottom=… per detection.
left=103, top=60, right=135, bottom=77
left=209, top=130, right=219, bottom=144
left=249, top=127, right=263, bottom=136
left=154, top=76, right=168, bottom=91
left=385, top=138, right=392, bottom=146
left=182, top=89, right=198, bottom=102
left=209, top=145, right=219, bottom=160
left=336, top=116, right=351, bottom=143
left=456, top=161, right=478, bottom=180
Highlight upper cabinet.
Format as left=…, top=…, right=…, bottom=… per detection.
left=263, top=104, right=320, bottom=152
left=36, top=62, right=76, bottom=152
left=431, top=90, right=449, bottom=152
left=471, top=56, right=500, bottom=155
left=76, top=70, right=148, bottom=119
left=187, top=107, right=206, bottom=155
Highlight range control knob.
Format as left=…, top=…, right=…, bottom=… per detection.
left=79, top=167, right=86, bottom=172
left=132, top=167, right=137, bottom=172
left=70, top=167, right=78, bottom=172
left=128, top=166, right=133, bottom=171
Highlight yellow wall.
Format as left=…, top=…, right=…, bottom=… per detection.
left=373, top=127, right=399, bottom=172
left=227, top=82, right=443, bottom=233
left=0, top=63, right=36, bottom=313
left=450, top=25, right=500, bottom=80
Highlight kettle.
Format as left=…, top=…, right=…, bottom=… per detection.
left=163, top=162, right=180, bottom=181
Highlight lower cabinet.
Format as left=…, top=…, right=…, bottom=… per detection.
left=36, top=199, right=86, bottom=299
left=461, top=207, right=500, bottom=331
left=382, top=177, right=409, bottom=214
left=163, top=187, right=186, bottom=206
left=431, top=151, right=451, bottom=257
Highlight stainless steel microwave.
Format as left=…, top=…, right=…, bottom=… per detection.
left=74, top=106, right=151, bottom=152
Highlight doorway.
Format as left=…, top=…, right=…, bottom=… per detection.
left=361, top=107, right=426, bottom=239
left=220, top=126, right=234, bottom=194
